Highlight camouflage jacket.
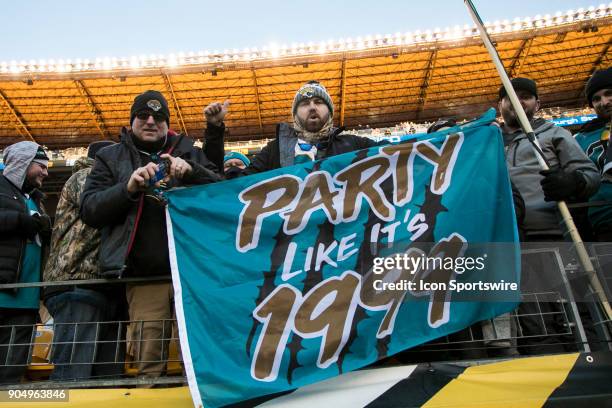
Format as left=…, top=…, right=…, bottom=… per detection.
left=43, top=157, right=101, bottom=283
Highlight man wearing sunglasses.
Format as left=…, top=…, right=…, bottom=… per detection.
left=80, top=90, right=222, bottom=380
left=205, top=80, right=382, bottom=176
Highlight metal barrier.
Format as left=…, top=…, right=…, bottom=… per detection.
left=1, top=246, right=611, bottom=388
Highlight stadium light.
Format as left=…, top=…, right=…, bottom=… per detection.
left=317, top=41, right=326, bottom=54
left=269, top=43, right=280, bottom=58
left=1, top=4, right=609, bottom=74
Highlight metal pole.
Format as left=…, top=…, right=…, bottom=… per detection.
left=464, top=0, right=612, bottom=321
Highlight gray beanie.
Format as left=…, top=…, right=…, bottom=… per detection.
left=292, top=81, right=334, bottom=117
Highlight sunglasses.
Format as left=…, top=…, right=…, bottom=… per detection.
left=135, top=111, right=167, bottom=123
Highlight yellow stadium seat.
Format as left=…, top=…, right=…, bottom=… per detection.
left=27, top=324, right=54, bottom=379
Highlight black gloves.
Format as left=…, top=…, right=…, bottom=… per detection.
left=20, top=213, right=52, bottom=240
left=37, top=214, right=52, bottom=241
left=539, top=167, right=586, bottom=202
left=224, top=166, right=243, bottom=179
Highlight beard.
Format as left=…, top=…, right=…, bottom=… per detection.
left=596, top=105, right=612, bottom=120
left=504, top=112, right=520, bottom=129
left=293, top=114, right=334, bottom=144
left=304, top=117, right=323, bottom=132
left=22, top=177, right=38, bottom=193
left=502, top=105, right=536, bottom=129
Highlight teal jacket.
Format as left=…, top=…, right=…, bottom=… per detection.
left=574, top=118, right=612, bottom=233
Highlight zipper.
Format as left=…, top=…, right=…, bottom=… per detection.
left=12, top=191, right=27, bottom=291
left=11, top=241, right=26, bottom=294
left=119, top=133, right=183, bottom=277
left=122, top=193, right=145, bottom=277
left=512, top=138, right=519, bottom=167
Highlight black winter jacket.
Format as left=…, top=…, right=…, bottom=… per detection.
left=211, top=123, right=383, bottom=176
left=0, top=175, right=47, bottom=284
left=80, top=129, right=222, bottom=278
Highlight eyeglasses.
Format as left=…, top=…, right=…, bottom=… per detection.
left=135, top=111, right=166, bottom=123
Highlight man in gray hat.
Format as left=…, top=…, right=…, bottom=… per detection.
left=0, top=141, right=51, bottom=383
left=204, top=80, right=382, bottom=176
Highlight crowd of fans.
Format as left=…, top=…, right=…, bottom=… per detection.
left=0, top=68, right=611, bottom=385
left=0, top=108, right=597, bottom=166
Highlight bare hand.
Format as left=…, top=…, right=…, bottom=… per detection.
left=127, top=162, right=159, bottom=194
left=204, top=100, right=230, bottom=127
left=160, top=154, right=192, bottom=180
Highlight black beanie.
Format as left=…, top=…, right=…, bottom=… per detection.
left=130, top=90, right=170, bottom=126
left=87, top=141, right=115, bottom=159
left=498, top=77, right=538, bottom=101
left=33, top=146, right=49, bottom=161
left=586, top=68, right=612, bottom=107
left=427, top=118, right=457, bottom=133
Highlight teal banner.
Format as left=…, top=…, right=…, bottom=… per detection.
left=166, top=110, right=520, bottom=407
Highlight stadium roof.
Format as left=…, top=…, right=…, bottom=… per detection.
left=0, top=6, right=610, bottom=149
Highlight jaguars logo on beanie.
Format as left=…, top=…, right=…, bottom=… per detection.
left=130, top=90, right=170, bottom=126
left=292, top=81, right=334, bottom=118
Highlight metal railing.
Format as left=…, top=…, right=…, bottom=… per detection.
left=1, top=245, right=611, bottom=389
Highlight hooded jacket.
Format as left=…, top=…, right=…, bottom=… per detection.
left=503, top=118, right=600, bottom=237
left=0, top=142, right=48, bottom=286
left=80, top=129, right=222, bottom=278
left=574, top=118, right=612, bottom=233
left=43, top=157, right=100, bottom=292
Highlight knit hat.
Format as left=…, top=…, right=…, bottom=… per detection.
left=130, top=90, right=170, bottom=126
left=31, top=146, right=50, bottom=166
left=292, top=81, right=334, bottom=117
left=87, top=141, right=115, bottom=159
left=586, top=68, right=612, bottom=107
left=498, top=77, right=538, bottom=100
left=223, top=151, right=250, bottom=167
left=427, top=118, right=457, bottom=133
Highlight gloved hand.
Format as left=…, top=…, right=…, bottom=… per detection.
left=19, top=213, right=40, bottom=239
left=539, top=167, right=585, bottom=202
left=19, top=213, right=51, bottom=240
left=224, top=166, right=243, bottom=179
left=37, top=214, right=52, bottom=240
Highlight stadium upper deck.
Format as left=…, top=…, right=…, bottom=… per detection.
left=0, top=5, right=610, bottom=149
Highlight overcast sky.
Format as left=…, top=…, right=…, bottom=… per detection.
left=0, top=0, right=599, bottom=61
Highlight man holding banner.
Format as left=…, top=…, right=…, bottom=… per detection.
left=205, top=80, right=382, bottom=176
left=80, top=90, right=222, bottom=380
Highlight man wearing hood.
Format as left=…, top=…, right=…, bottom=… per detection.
left=43, top=141, right=126, bottom=381
left=574, top=68, right=612, bottom=242
left=204, top=80, right=382, bottom=176
left=0, top=141, right=51, bottom=383
left=499, top=78, right=599, bottom=355
left=81, top=90, right=222, bottom=379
